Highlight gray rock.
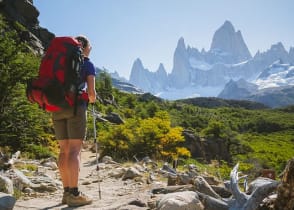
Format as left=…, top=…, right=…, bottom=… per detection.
left=177, top=173, right=193, bottom=185
left=42, top=161, right=58, bottom=170
left=101, top=156, right=113, bottom=163
left=23, top=187, right=34, bottom=194
left=161, top=163, right=177, bottom=175
left=247, top=177, right=278, bottom=194
left=0, top=175, right=13, bottom=194
left=108, top=168, right=126, bottom=179
left=12, top=168, right=40, bottom=188
left=0, top=192, right=16, bottom=210
left=122, top=167, right=142, bottom=180
left=104, top=112, right=124, bottom=124
left=194, top=176, right=221, bottom=199
left=156, top=191, right=204, bottom=210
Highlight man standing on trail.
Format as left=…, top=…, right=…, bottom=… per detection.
left=52, top=35, right=96, bottom=207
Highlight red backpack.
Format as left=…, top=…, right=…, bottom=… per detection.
left=26, top=37, right=88, bottom=113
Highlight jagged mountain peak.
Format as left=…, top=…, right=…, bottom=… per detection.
left=129, top=58, right=145, bottom=83
left=176, top=37, right=186, bottom=50
left=210, top=20, right=252, bottom=63
left=134, top=57, right=143, bottom=64
left=157, top=63, right=165, bottom=71
left=221, top=20, right=235, bottom=33
left=133, top=58, right=144, bottom=69
left=211, top=21, right=236, bottom=45
left=270, top=42, right=286, bottom=52
left=156, top=63, right=168, bottom=78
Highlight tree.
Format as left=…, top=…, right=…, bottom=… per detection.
left=146, top=101, right=159, bottom=118
left=201, top=120, right=226, bottom=138
left=98, top=111, right=190, bottom=160
left=0, top=16, right=55, bottom=156
left=96, top=70, right=113, bottom=100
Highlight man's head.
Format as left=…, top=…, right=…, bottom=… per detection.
left=75, top=35, right=89, bottom=49
left=76, top=35, right=91, bottom=57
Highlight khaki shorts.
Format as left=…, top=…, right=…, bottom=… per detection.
left=52, top=106, right=87, bottom=140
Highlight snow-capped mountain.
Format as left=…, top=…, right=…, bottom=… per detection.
left=129, top=58, right=168, bottom=93
left=128, top=20, right=294, bottom=107
left=255, top=60, right=294, bottom=88
left=219, top=60, right=294, bottom=107
left=96, top=68, right=144, bottom=94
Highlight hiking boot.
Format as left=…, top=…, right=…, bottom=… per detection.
left=61, top=191, right=70, bottom=204
left=67, top=192, right=92, bottom=207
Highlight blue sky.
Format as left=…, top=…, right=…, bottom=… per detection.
left=34, top=0, right=294, bottom=79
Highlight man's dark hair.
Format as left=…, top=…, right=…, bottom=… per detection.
left=75, top=35, right=89, bottom=49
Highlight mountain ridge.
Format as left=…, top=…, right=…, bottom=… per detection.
left=128, top=20, right=294, bottom=107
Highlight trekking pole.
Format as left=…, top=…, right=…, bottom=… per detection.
left=92, top=104, right=102, bottom=199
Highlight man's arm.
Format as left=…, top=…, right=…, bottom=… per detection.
left=87, top=75, right=96, bottom=103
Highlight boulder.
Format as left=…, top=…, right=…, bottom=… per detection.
left=0, top=192, right=16, bottom=210
left=156, top=191, right=204, bottom=210
left=122, top=167, right=142, bottom=180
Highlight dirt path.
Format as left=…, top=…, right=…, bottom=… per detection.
left=14, top=150, right=163, bottom=210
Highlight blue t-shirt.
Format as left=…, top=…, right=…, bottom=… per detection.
left=82, top=57, right=96, bottom=81
left=80, top=57, right=96, bottom=89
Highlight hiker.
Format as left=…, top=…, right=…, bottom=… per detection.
left=52, top=35, right=96, bottom=207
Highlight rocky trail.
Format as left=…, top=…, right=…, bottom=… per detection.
left=14, top=149, right=162, bottom=210
left=1, top=149, right=294, bottom=210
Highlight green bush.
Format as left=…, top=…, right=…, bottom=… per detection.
left=24, top=144, right=55, bottom=159
left=0, top=15, right=54, bottom=155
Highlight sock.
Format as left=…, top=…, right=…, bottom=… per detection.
left=64, top=187, right=69, bottom=193
left=69, top=187, right=79, bottom=196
